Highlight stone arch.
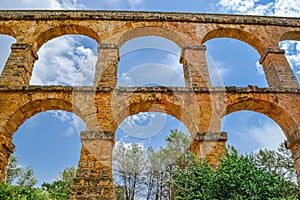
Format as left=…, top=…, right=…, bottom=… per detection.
left=4, top=98, right=85, bottom=140
left=112, top=93, right=200, bottom=138
left=36, top=24, right=100, bottom=51
left=226, top=99, right=297, bottom=144
left=0, top=97, right=85, bottom=181
left=280, top=31, right=300, bottom=42
left=117, top=26, right=194, bottom=49
left=202, top=27, right=266, bottom=55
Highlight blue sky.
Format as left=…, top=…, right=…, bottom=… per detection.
left=0, top=0, right=299, bottom=185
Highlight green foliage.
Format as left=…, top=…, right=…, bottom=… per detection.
left=41, top=167, right=76, bottom=200
left=0, top=182, right=49, bottom=200
left=5, top=155, right=37, bottom=188
left=16, top=166, right=38, bottom=188
left=5, top=154, right=22, bottom=185
left=252, top=143, right=296, bottom=183
left=115, top=185, right=126, bottom=200
left=4, top=154, right=75, bottom=200
left=171, top=147, right=300, bottom=200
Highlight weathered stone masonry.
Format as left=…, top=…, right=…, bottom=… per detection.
left=0, top=10, right=299, bottom=199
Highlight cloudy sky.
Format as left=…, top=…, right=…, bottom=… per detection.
left=0, top=0, right=299, bottom=185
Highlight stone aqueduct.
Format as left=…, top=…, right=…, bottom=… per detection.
left=0, top=10, right=299, bottom=199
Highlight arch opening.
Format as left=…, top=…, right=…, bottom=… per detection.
left=204, top=38, right=268, bottom=87
left=0, top=34, right=15, bottom=74
left=222, top=110, right=297, bottom=184
left=118, top=36, right=185, bottom=87
left=30, top=35, right=98, bottom=86
left=11, top=110, right=85, bottom=186
left=113, top=112, right=191, bottom=199
left=222, top=110, right=287, bottom=152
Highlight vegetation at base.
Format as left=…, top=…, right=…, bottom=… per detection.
left=171, top=147, right=299, bottom=200
left=0, top=154, right=76, bottom=200
left=41, top=166, right=76, bottom=200
left=1, top=130, right=299, bottom=199
left=0, top=183, right=49, bottom=200
left=113, top=130, right=300, bottom=200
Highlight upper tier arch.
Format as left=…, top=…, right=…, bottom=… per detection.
left=116, top=26, right=194, bottom=49
left=36, top=24, right=100, bottom=51
left=202, top=28, right=266, bottom=55
left=280, top=31, right=300, bottom=42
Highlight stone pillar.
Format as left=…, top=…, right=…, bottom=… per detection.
left=180, top=45, right=210, bottom=87
left=259, top=48, right=299, bottom=88
left=0, top=43, right=38, bottom=87
left=69, top=131, right=115, bottom=200
left=94, top=43, right=119, bottom=88
left=190, top=132, right=228, bottom=167
left=0, top=136, right=14, bottom=182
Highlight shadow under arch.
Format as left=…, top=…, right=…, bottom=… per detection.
left=202, top=27, right=266, bottom=55
left=117, top=26, right=194, bottom=49
left=280, top=31, right=300, bottom=42
left=226, top=99, right=298, bottom=144
left=35, top=24, right=100, bottom=51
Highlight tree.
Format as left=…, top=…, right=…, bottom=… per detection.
left=16, top=166, right=38, bottom=188
left=0, top=183, right=50, bottom=200
left=113, top=129, right=191, bottom=200
left=113, top=142, right=147, bottom=200
left=171, top=147, right=299, bottom=200
left=252, top=142, right=297, bottom=183
left=5, top=154, right=22, bottom=185
left=57, top=166, right=76, bottom=183
left=144, top=129, right=191, bottom=200
left=5, top=154, right=37, bottom=188
left=42, top=166, right=76, bottom=200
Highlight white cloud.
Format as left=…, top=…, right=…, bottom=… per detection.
left=273, top=0, right=300, bottom=17
left=30, top=35, right=97, bottom=86
left=50, top=110, right=86, bottom=137
left=255, top=61, right=264, bottom=76
left=164, top=54, right=183, bottom=74
left=251, top=119, right=286, bottom=151
left=119, top=112, right=167, bottom=139
left=223, top=111, right=286, bottom=152
left=280, top=41, right=300, bottom=77
left=58, top=0, right=86, bottom=9
left=217, top=0, right=273, bottom=15
left=216, top=0, right=300, bottom=17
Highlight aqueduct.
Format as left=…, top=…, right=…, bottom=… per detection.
left=0, top=10, right=299, bottom=199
